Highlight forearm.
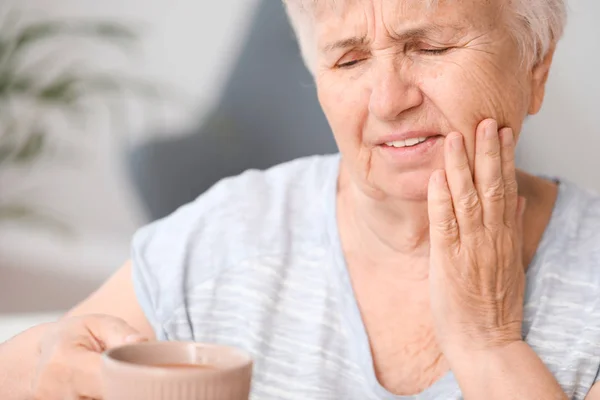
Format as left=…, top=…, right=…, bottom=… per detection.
left=0, top=323, right=51, bottom=400
left=450, top=341, right=568, bottom=400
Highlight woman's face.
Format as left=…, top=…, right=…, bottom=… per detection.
left=313, top=0, right=552, bottom=201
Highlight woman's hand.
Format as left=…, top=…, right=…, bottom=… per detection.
left=31, top=314, right=148, bottom=400
left=427, top=118, right=526, bottom=360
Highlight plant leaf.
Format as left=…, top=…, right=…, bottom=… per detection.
left=0, top=73, right=36, bottom=97
left=83, top=75, right=162, bottom=99
left=12, top=20, right=138, bottom=56
left=0, top=39, right=8, bottom=62
left=13, top=130, right=45, bottom=163
left=35, top=73, right=162, bottom=104
left=37, top=75, right=81, bottom=104
left=0, top=116, right=20, bottom=165
left=0, top=204, right=73, bottom=235
left=0, top=143, right=15, bottom=164
left=0, top=204, right=32, bottom=219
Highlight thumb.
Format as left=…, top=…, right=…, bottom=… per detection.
left=84, top=315, right=148, bottom=350
left=428, top=169, right=459, bottom=248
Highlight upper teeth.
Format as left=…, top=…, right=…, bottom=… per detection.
left=385, top=137, right=427, bottom=148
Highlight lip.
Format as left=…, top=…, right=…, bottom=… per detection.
left=376, top=131, right=444, bottom=145
left=376, top=131, right=444, bottom=166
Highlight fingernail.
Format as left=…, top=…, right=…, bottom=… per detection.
left=125, top=334, right=147, bottom=344
left=486, top=120, right=498, bottom=139
left=451, top=135, right=463, bottom=152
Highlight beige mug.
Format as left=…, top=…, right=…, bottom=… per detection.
left=102, top=341, right=253, bottom=400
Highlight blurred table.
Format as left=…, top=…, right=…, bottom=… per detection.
left=0, top=312, right=63, bottom=342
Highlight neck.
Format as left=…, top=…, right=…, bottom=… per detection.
left=337, top=164, right=558, bottom=278
left=337, top=166, right=432, bottom=269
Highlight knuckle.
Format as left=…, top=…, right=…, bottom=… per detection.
left=457, top=191, right=480, bottom=215
left=456, top=161, right=470, bottom=172
left=436, top=216, right=459, bottom=237
left=482, top=180, right=505, bottom=202
left=485, top=148, right=501, bottom=160
left=504, top=179, right=518, bottom=197
left=504, top=217, right=517, bottom=229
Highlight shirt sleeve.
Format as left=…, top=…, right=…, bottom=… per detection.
left=128, top=173, right=250, bottom=341
left=131, top=222, right=167, bottom=340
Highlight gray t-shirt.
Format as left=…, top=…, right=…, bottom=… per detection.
left=132, top=154, right=600, bottom=400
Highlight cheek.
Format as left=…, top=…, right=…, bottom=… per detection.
left=417, top=65, right=484, bottom=157
left=418, top=60, right=528, bottom=155
left=317, top=75, right=370, bottom=149
left=419, top=63, right=496, bottom=127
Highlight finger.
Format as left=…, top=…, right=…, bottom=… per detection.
left=32, top=347, right=104, bottom=400
left=500, top=127, right=519, bottom=227
left=428, top=169, right=459, bottom=250
left=445, top=132, right=483, bottom=237
left=71, top=351, right=104, bottom=399
left=516, top=196, right=527, bottom=245
left=82, top=315, right=148, bottom=350
left=474, top=119, right=504, bottom=229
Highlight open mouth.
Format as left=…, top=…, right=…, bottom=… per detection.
left=383, top=135, right=442, bottom=149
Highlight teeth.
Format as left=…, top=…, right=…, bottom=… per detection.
left=387, top=140, right=406, bottom=148
left=385, top=137, right=427, bottom=148
left=405, top=138, right=420, bottom=146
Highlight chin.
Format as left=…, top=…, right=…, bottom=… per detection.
left=375, top=168, right=433, bottom=202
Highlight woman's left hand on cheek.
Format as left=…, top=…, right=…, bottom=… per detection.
left=427, top=118, right=527, bottom=360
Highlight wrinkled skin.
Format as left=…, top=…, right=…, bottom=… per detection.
left=313, top=0, right=549, bottom=201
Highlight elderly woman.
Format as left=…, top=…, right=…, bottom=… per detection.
left=2, top=0, right=600, bottom=399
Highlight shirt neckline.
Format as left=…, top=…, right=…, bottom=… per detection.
left=323, top=155, right=570, bottom=400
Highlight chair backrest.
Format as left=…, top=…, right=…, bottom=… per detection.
left=128, top=0, right=336, bottom=220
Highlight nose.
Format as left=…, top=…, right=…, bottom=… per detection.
left=368, top=60, right=423, bottom=121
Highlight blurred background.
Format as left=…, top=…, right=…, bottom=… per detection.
left=0, top=0, right=598, bottom=335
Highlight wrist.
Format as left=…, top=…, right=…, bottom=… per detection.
left=0, top=324, right=49, bottom=400
left=441, top=324, right=523, bottom=361
left=447, top=340, right=527, bottom=381
left=446, top=340, right=567, bottom=400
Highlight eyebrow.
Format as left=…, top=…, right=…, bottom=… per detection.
left=320, top=25, right=452, bottom=53
left=321, top=36, right=369, bottom=53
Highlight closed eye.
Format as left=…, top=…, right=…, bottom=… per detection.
left=336, top=59, right=366, bottom=69
left=420, top=47, right=452, bottom=55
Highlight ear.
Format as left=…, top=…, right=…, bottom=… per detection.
left=528, top=45, right=556, bottom=115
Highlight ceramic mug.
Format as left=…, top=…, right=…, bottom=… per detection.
left=102, top=341, right=253, bottom=400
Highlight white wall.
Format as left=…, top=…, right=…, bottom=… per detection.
left=0, top=0, right=598, bottom=312
left=0, top=0, right=259, bottom=311
left=518, top=0, right=600, bottom=191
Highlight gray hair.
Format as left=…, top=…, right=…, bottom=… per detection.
left=283, top=0, right=567, bottom=73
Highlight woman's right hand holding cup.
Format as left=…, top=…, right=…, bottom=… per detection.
left=31, top=315, right=147, bottom=400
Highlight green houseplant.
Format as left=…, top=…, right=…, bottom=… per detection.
left=0, top=12, right=158, bottom=229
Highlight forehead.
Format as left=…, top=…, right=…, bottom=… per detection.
left=304, top=0, right=439, bottom=14
left=302, top=0, right=499, bottom=31
left=299, top=0, right=498, bottom=13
